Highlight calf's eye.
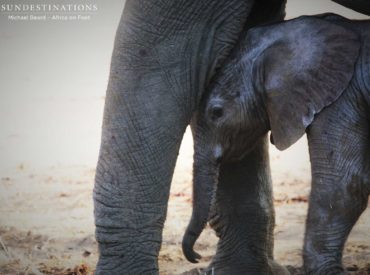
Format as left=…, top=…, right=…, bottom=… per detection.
left=210, top=106, right=223, bottom=121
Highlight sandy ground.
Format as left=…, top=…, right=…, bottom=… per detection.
left=0, top=128, right=369, bottom=275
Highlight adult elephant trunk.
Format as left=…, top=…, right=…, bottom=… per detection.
left=182, top=117, right=221, bottom=263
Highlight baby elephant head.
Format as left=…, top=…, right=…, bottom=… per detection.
left=182, top=15, right=360, bottom=263
left=207, top=16, right=361, bottom=157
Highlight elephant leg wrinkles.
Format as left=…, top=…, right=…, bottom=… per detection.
left=305, top=90, right=370, bottom=275
left=93, top=0, right=263, bottom=273
left=206, top=137, right=286, bottom=274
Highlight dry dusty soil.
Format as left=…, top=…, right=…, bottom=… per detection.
left=0, top=131, right=369, bottom=274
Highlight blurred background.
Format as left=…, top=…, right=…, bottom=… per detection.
left=0, top=0, right=369, bottom=274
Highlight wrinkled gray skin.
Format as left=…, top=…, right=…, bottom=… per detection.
left=183, top=14, right=370, bottom=275
left=93, top=0, right=369, bottom=273
left=94, top=0, right=288, bottom=274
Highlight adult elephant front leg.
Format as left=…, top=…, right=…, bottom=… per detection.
left=93, top=1, right=256, bottom=273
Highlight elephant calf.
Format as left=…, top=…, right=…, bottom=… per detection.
left=183, top=14, right=370, bottom=274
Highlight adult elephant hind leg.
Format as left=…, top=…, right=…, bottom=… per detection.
left=304, top=96, right=370, bottom=275
left=207, top=136, right=289, bottom=275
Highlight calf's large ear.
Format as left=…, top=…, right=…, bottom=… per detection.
left=259, top=17, right=360, bottom=150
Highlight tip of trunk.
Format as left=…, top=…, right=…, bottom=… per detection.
left=182, top=228, right=202, bottom=263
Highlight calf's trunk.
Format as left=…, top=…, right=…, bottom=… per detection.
left=182, top=117, right=221, bottom=263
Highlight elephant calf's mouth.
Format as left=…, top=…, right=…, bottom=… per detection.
left=213, top=144, right=223, bottom=163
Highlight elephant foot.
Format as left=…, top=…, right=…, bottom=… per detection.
left=202, top=259, right=290, bottom=275
left=306, top=269, right=347, bottom=275
left=269, top=259, right=290, bottom=275
left=204, top=266, right=264, bottom=275
left=304, top=264, right=347, bottom=275
left=286, top=265, right=349, bottom=275
left=313, top=269, right=348, bottom=275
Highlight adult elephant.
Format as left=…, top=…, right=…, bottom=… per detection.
left=332, top=0, right=370, bottom=15
left=93, top=1, right=286, bottom=274
left=93, top=0, right=366, bottom=274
